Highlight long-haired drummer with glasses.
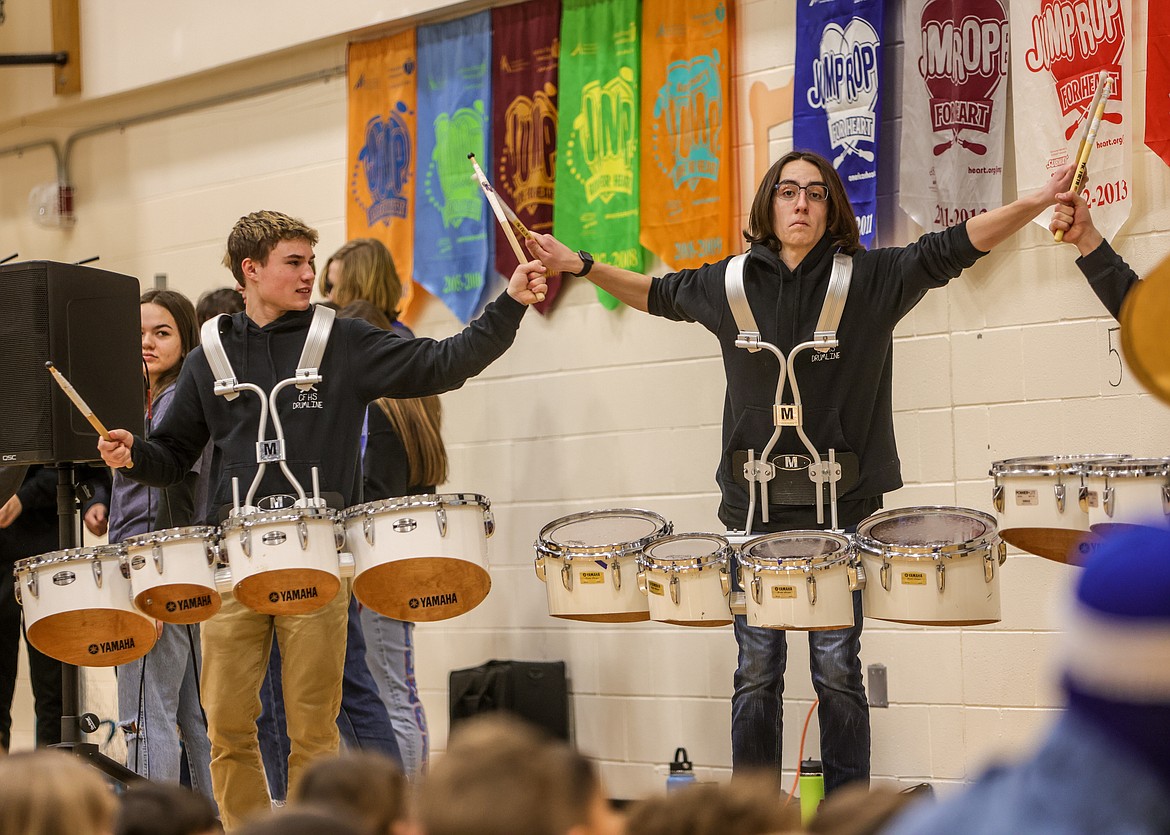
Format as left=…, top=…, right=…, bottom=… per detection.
left=526, top=150, right=1075, bottom=796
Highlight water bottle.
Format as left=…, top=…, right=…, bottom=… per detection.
left=798, top=758, right=825, bottom=824
left=666, top=747, right=696, bottom=792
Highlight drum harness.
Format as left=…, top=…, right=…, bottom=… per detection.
left=724, top=251, right=852, bottom=536
left=200, top=305, right=335, bottom=514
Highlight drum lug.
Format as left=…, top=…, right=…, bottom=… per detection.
left=436, top=507, right=448, bottom=538
left=1054, top=482, right=1066, bottom=513
left=204, top=539, right=217, bottom=566
left=152, top=542, right=164, bottom=575
left=992, top=483, right=1004, bottom=513
left=997, top=541, right=1007, bottom=566
left=1078, top=485, right=1090, bottom=514
left=611, top=561, right=622, bottom=592
left=120, top=556, right=131, bottom=580
left=1103, top=485, right=1115, bottom=519
left=936, top=562, right=946, bottom=593
left=1163, top=484, right=1170, bottom=516
left=13, top=581, right=21, bottom=605
left=334, top=522, right=346, bottom=551
left=750, top=573, right=762, bottom=606
left=880, top=562, right=891, bottom=592
left=240, top=527, right=252, bottom=559
left=483, top=509, right=495, bottom=539
left=92, top=557, right=103, bottom=589
left=637, top=570, right=648, bottom=595
left=298, top=520, right=309, bottom=551
left=363, top=513, right=376, bottom=546
left=806, top=575, right=817, bottom=606
left=847, top=560, right=867, bottom=591
left=534, top=557, right=547, bottom=583
left=25, top=571, right=37, bottom=600
left=984, top=554, right=995, bottom=584
left=719, top=568, right=730, bottom=597
left=669, top=575, right=680, bottom=606
left=560, top=563, right=573, bottom=591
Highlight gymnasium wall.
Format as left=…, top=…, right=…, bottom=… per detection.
left=2, top=0, right=1168, bottom=795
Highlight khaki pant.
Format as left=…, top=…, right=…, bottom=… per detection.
left=200, top=585, right=349, bottom=830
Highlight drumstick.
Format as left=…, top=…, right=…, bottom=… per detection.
left=45, top=361, right=133, bottom=469
left=1055, top=71, right=1113, bottom=243
left=468, top=153, right=545, bottom=302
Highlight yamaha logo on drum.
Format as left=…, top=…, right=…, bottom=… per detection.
left=53, top=571, right=76, bottom=586
left=273, top=587, right=319, bottom=603
left=409, top=592, right=458, bottom=609
left=262, top=531, right=288, bottom=546
left=393, top=518, right=417, bottom=533
left=167, top=594, right=213, bottom=613
left=131, top=555, right=147, bottom=570
left=88, top=637, right=136, bottom=655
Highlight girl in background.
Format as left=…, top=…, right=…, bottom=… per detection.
left=111, top=289, right=215, bottom=805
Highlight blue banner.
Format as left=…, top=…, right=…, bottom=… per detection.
left=414, top=12, right=494, bottom=323
left=793, top=0, right=884, bottom=247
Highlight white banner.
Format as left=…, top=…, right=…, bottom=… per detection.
left=1011, top=0, right=1132, bottom=238
left=899, top=0, right=1010, bottom=232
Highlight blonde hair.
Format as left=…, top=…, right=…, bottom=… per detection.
left=338, top=300, right=448, bottom=488
left=322, top=238, right=404, bottom=323
left=222, top=210, right=319, bottom=284
left=418, top=716, right=600, bottom=835
left=0, top=750, right=118, bottom=835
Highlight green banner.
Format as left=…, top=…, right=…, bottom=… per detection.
left=555, top=0, right=643, bottom=309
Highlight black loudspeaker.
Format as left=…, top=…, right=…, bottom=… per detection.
left=1, top=261, right=144, bottom=465
left=449, top=659, right=570, bottom=741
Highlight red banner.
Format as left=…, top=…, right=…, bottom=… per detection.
left=492, top=0, right=562, bottom=314
left=1147, top=1, right=1170, bottom=168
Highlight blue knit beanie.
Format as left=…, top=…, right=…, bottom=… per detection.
left=1062, top=524, right=1170, bottom=787
left=1063, top=523, right=1170, bottom=703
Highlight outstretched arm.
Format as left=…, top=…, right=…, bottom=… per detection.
left=966, top=164, right=1075, bottom=252
left=525, top=232, right=652, bottom=312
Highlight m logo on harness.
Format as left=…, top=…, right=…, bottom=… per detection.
left=257, top=439, right=285, bottom=463
left=775, top=404, right=800, bottom=426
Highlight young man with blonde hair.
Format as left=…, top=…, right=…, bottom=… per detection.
left=100, top=210, right=547, bottom=827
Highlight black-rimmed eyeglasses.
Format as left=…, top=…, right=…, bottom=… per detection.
left=774, top=181, right=829, bottom=202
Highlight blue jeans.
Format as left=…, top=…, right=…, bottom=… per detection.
left=258, top=595, right=401, bottom=801
left=359, top=607, right=428, bottom=774
left=117, top=623, right=216, bottom=807
left=731, top=580, right=869, bottom=794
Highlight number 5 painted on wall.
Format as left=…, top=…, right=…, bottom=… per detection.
left=1108, top=326, right=1123, bottom=388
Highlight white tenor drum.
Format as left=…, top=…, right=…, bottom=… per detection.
left=125, top=526, right=221, bottom=623
left=991, top=454, right=1128, bottom=561
left=855, top=506, right=1005, bottom=626
left=14, top=546, right=156, bottom=666
left=737, top=531, right=856, bottom=630
left=343, top=494, right=494, bottom=622
left=534, top=509, right=670, bottom=623
left=1081, top=458, right=1170, bottom=534
left=637, top=534, right=733, bottom=627
left=220, top=507, right=343, bottom=615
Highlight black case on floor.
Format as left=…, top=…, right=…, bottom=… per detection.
left=449, top=659, right=569, bottom=741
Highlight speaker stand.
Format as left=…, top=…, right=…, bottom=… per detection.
left=49, top=462, right=143, bottom=786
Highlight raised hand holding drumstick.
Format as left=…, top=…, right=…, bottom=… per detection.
left=1054, top=71, right=1113, bottom=243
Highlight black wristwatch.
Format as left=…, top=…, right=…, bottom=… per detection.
left=572, top=250, right=594, bottom=277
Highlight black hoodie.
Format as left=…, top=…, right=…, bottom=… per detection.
left=648, top=223, right=984, bottom=532
left=125, top=291, right=526, bottom=523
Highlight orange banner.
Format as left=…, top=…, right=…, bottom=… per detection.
left=640, top=0, right=736, bottom=271
left=346, top=32, right=426, bottom=323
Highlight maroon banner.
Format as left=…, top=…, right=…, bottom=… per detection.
left=1148, top=1, right=1170, bottom=168
left=492, top=0, right=562, bottom=314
